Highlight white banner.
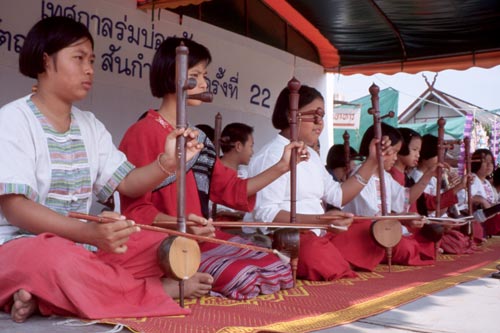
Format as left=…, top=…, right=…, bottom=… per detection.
left=0, top=0, right=327, bottom=149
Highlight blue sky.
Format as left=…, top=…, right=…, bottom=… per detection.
left=332, top=64, right=500, bottom=115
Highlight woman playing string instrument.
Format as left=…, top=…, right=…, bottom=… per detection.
left=119, top=37, right=309, bottom=299
left=470, top=148, right=500, bottom=237
left=245, top=85, right=393, bottom=280
left=0, top=17, right=206, bottom=323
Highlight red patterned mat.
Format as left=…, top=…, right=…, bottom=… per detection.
left=99, top=238, right=500, bottom=333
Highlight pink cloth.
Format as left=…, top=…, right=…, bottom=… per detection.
left=0, top=232, right=188, bottom=319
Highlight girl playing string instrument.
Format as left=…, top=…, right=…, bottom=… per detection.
left=119, top=37, right=309, bottom=299
left=389, top=127, right=442, bottom=263
left=409, top=134, right=480, bottom=253
left=470, top=148, right=500, bottom=237
left=0, top=16, right=208, bottom=323
left=245, top=85, right=394, bottom=280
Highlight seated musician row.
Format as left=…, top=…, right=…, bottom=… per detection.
left=0, top=16, right=497, bottom=326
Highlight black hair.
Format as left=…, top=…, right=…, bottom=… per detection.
left=195, top=124, right=215, bottom=142
left=398, top=127, right=422, bottom=156
left=326, top=144, right=359, bottom=170
left=419, top=134, right=439, bottom=161
left=220, top=123, right=254, bottom=153
left=359, top=122, right=403, bottom=157
left=493, top=167, right=500, bottom=187
left=471, top=148, right=494, bottom=174
left=150, top=37, right=212, bottom=98
left=19, top=16, right=94, bottom=79
left=272, top=85, right=323, bottom=130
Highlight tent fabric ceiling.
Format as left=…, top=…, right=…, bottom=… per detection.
left=138, top=0, right=500, bottom=75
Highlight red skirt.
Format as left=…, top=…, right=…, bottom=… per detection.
left=0, top=232, right=188, bottom=319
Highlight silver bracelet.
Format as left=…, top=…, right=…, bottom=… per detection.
left=354, top=173, right=369, bottom=186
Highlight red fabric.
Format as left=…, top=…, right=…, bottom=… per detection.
left=440, top=229, right=476, bottom=254
left=119, top=110, right=254, bottom=224
left=119, top=110, right=288, bottom=299
left=297, top=231, right=357, bottom=280
left=469, top=221, right=485, bottom=243
left=0, top=232, right=188, bottom=319
left=331, top=219, right=386, bottom=271
left=297, top=220, right=388, bottom=280
left=389, top=167, right=405, bottom=185
left=424, top=190, right=458, bottom=212
left=387, top=167, right=436, bottom=265
left=389, top=235, right=436, bottom=265
left=483, top=215, right=500, bottom=237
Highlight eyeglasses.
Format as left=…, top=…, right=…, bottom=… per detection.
left=297, top=107, right=325, bottom=125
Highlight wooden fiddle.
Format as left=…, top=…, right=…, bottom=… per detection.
left=343, top=131, right=351, bottom=180
left=210, top=112, right=223, bottom=219
left=464, top=136, right=474, bottom=240
left=272, top=77, right=301, bottom=286
left=435, top=117, right=462, bottom=216
left=68, top=212, right=201, bottom=282
left=68, top=212, right=290, bottom=263
left=367, top=83, right=401, bottom=272
left=158, top=42, right=213, bottom=307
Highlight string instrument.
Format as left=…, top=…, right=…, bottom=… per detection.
left=367, top=83, right=400, bottom=271
left=272, top=77, right=301, bottom=286
left=210, top=112, right=223, bottom=219
left=68, top=212, right=201, bottom=285
left=435, top=117, right=462, bottom=217
left=316, top=214, right=472, bottom=227
left=343, top=131, right=351, bottom=181
left=157, top=216, right=470, bottom=229
left=158, top=42, right=214, bottom=307
left=68, top=213, right=289, bottom=263
left=156, top=220, right=349, bottom=231
left=464, top=136, right=474, bottom=240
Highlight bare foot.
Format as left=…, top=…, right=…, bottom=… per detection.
left=11, top=289, right=37, bottom=323
left=162, top=272, right=213, bottom=299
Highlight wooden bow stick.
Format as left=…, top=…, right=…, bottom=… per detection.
left=154, top=220, right=349, bottom=231
left=68, top=212, right=291, bottom=264
left=316, top=214, right=472, bottom=226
